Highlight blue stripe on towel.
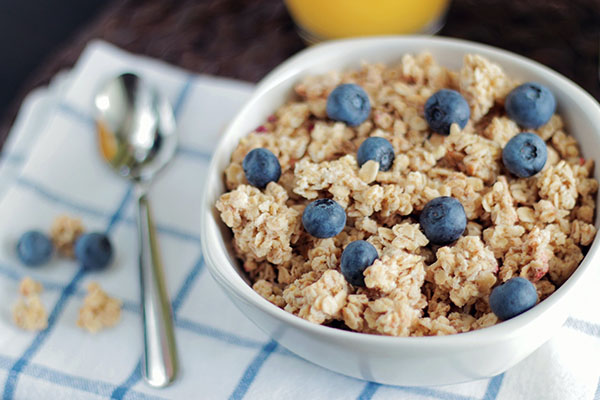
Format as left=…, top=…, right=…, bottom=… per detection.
left=176, top=146, right=212, bottom=161
left=172, top=75, right=194, bottom=116
left=229, top=340, right=278, bottom=400
left=17, top=176, right=201, bottom=244
left=57, top=102, right=95, bottom=126
left=16, top=176, right=111, bottom=218
left=483, top=373, right=505, bottom=400
left=110, top=360, right=143, bottom=400
left=0, top=354, right=164, bottom=400
left=357, top=382, right=381, bottom=400
left=170, top=256, right=204, bottom=312
left=565, top=317, right=600, bottom=337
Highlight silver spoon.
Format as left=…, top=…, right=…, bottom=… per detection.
left=94, top=73, right=178, bottom=388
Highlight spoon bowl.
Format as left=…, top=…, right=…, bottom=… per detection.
left=95, top=73, right=177, bottom=182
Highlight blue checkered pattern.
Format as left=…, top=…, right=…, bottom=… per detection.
left=0, top=41, right=598, bottom=400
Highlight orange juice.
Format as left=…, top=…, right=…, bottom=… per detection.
left=284, top=0, right=450, bottom=40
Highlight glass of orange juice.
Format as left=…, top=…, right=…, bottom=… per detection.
left=284, top=0, right=450, bottom=43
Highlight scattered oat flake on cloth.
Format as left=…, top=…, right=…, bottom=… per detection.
left=50, top=214, right=85, bottom=257
left=12, top=277, right=48, bottom=331
left=77, top=282, right=122, bottom=333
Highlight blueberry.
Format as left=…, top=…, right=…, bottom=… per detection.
left=490, top=277, right=538, bottom=321
left=16, top=230, right=53, bottom=266
left=326, top=84, right=371, bottom=127
left=302, top=199, right=346, bottom=238
left=424, top=89, right=470, bottom=135
left=356, top=137, right=395, bottom=171
left=340, top=240, right=378, bottom=286
left=242, top=148, right=281, bottom=189
left=75, top=232, right=113, bottom=270
left=502, top=132, right=547, bottom=178
left=419, top=197, right=466, bottom=245
left=505, top=82, right=556, bottom=129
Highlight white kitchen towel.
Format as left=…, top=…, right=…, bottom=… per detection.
left=0, top=40, right=598, bottom=400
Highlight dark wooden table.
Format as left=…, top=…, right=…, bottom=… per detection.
left=1, top=0, right=599, bottom=145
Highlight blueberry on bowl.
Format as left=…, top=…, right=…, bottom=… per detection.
left=424, top=89, right=470, bottom=135
left=419, top=196, right=466, bottom=245
left=340, top=240, right=378, bottom=287
left=302, top=199, right=346, bottom=238
left=243, top=148, right=281, bottom=189
left=502, top=132, right=547, bottom=178
left=16, top=230, right=53, bottom=266
left=356, top=137, right=395, bottom=171
left=490, top=277, right=538, bottom=321
left=326, top=83, right=371, bottom=127
left=75, top=232, right=113, bottom=270
left=505, top=82, right=556, bottom=129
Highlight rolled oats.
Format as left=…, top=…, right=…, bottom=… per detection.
left=19, top=276, right=43, bottom=297
left=500, top=228, right=553, bottom=282
left=253, top=279, right=286, bottom=307
left=366, top=223, right=428, bottom=255
left=549, top=239, right=584, bottom=285
left=12, top=277, right=47, bottom=331
left=459, top=54, right=514, bottom=122
left=551, top=130, right=580, bottom=159
left=426, top=236, right=497, bottom=307
left=216, top=182, right=300, bottom=265
left=283, top=270, right=348, bottom=324
left=536, top=114, right=564, bottom=141
left=364, top=252, right=425, bottom=295
left=483, top=116, right=519, bottom=147
left=537, top=161, right=578, bottom=210
left=482, top=176, right=518, bottom=225
left=77, top=282, right=122, bottom=333
left=217, top=52, right=597, bottom=337
left=364, top=289, right=425, bottom=336
left=50, top=215, right=85, bottom=257
left=342, top=294, right=369, bottom=331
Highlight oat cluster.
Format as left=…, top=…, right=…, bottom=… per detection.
left=77, top=282, right=122, bottom=333
left=216, top=53, right=597, bottom=336
left=50, top=215, right=85, bottom=257
left=12, top=277, right=48, bottom=331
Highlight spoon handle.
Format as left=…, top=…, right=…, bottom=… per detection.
left=136, top=190, right=178, bottom=387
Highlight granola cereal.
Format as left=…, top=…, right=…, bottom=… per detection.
left=12, top=277, right=47, bottom=331
left=50, top=215, right=85, bottom=257
left=19, top=276, right=43, bottom=297
left=216, top=53, right=597, bottom=337
left=77, top=282, right=122, bottom=333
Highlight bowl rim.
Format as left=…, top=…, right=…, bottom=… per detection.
left=201, top=35, right=600, bottom=348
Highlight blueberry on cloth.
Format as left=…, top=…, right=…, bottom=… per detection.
left=502, top=132, right=547, bottom=178
left=505, top=82, right=556, bottom=129
left=326, top=83, right=371, bottom=127
left=340, top=240, right=378, bottom=287
left=16, top=230, right=53, bottom=266
left=419, top=196, right=466, bottom=245
left=75, top=232, right=113, bottom=270
left=356, top=137, right=395, bottom=171
left=302, top=198, right=346, bottom=238
left=242, top=148, right=281, bottom=189
left=424, top=89, right=470, bottom=135
left=489, top=277, right=538, bottom=321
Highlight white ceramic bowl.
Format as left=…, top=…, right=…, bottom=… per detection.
left=200, top=36, right=600, bottom=386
